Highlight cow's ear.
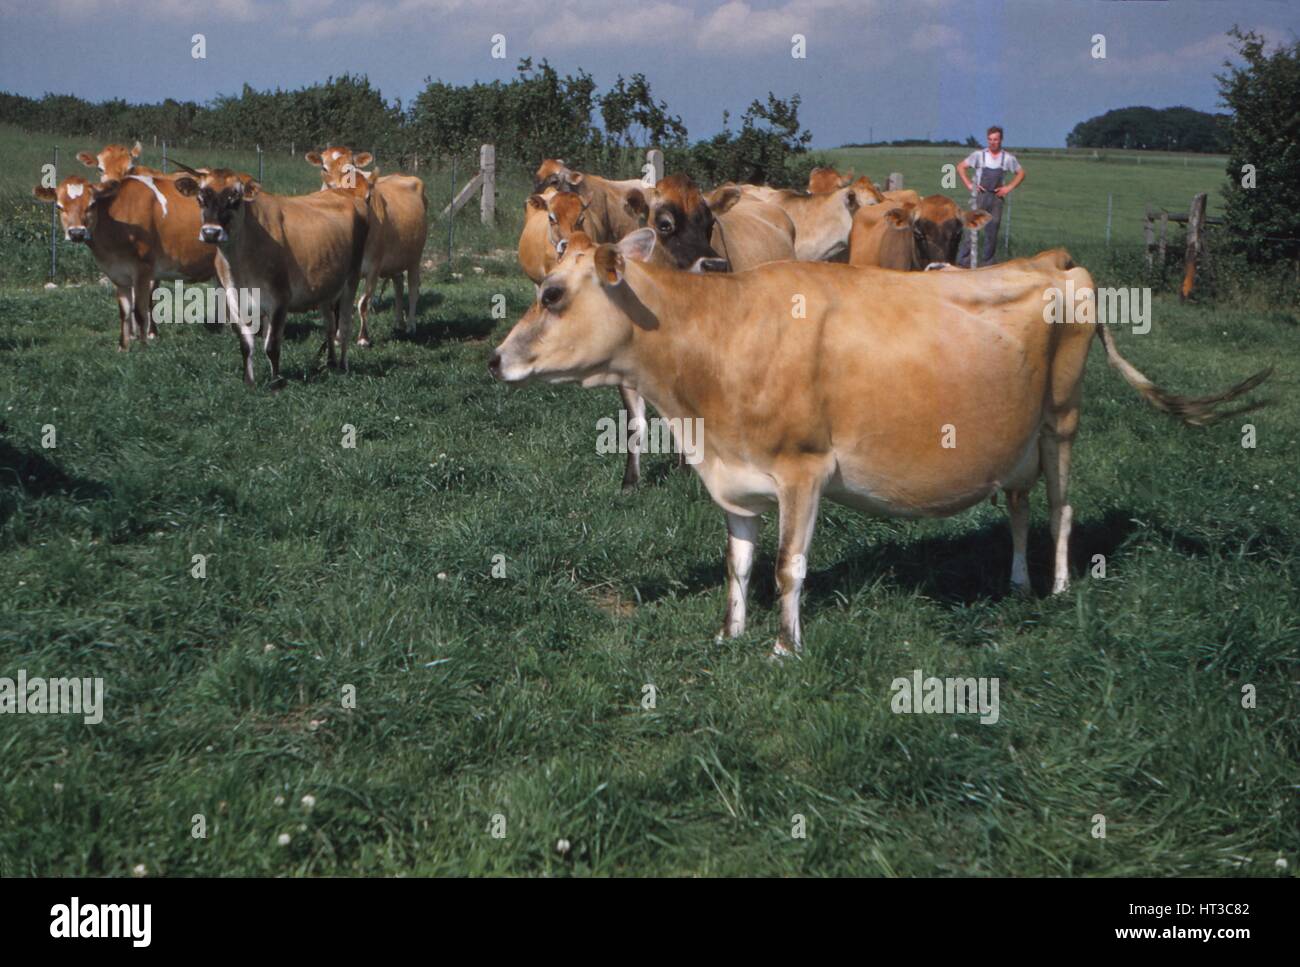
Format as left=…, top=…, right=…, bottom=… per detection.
left=305, top=151, right=323, bottom=166
left=617, top=227, right=656, bottom=263
left=174, top=177, right=200, bottom=197
left=76, top=150, right=98, bottom=169
left=708, top=186, right=742, bottom=215
left=854, top=176, right=885, bottom=204
left=884, top=206, right=915, bottom=229
left=131, top=141, right=142, bottom=158
left=624, top=188, right=647, bottom=218
left=240, top=177, right=261, bottom=201
left=592, top=243, right=626, bottom=285
left=526, top=193, right=548, bottom=212
left=33, top=185, right=57, bottom=202
left=963, top=210, right=992, bottom=231
left=566, top=171, right=589, bottom=196
left=353, top=152, right=373, bottom=167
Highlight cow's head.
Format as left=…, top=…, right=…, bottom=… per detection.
left=534, top=158, right=572, bottom=193
left=891, top=195, right=991, bottom=264
left=77, top=141, right=142, bottom=183
left=545, top=191, right=590, bottom=253
left=173, top=168, right=260, bottom=244
left=625, top=174, right=728, bottom=271
left=305, top=146, right=373, bottom=190
left=490, top=229, right=662, bottom=386
left=33, top=176, right=120, bottom=242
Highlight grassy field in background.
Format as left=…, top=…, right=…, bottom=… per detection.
left=0, top=128, right=1296, bottom=876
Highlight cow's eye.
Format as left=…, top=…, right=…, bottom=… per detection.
left=541, top=286, right=565, bottom=308
left=657, top=220, right=672, bottom=235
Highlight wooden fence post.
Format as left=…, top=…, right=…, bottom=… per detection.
left=886, top=172, right=904, bottom=191
left=1180, top=192, right=1207, bottom=301
left=1144, top=204, right=1155, bottom=269
left=644, top=148, right=663, bottom=186
left=480, top=143, right=496, bottom=225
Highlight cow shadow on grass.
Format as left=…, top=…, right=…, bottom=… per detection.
left=0, top=436, right=110, bottom=526
left=634, top=507, right=1147, bottom=614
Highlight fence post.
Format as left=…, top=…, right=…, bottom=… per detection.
left=447, top=155, right=456, bottom=270
left=479, top=144, right=495, bottom=225
left=162, top=140, right=168, bottom=174
left=50, top=145, right=59, bottom=280
left=886, top=172, right=904, bottom=191
left=1180, top=191, right=1207, bottom=301
left=644, top=148, right=663, bottom=186
left=1144, top=204, right=1154, bottom=269
left=257, top=144, right=264, bottom=184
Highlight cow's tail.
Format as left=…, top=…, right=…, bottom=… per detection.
left=1094, top=322, right=1272, bottom=427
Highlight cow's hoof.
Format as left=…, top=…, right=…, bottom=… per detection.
left=768, top=640, right=801, bottom=663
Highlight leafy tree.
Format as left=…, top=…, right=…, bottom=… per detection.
left=1066, top=105, right=1229, bottom=152
left=1217, top=27, right=1300, bottom=265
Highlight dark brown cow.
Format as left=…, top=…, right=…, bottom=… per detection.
left=850, top=195, right=991, bottom=270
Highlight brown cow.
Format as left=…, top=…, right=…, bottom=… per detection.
left=807, top=166, right=852, bottom=193
left=490, top=233, right=1271, bottom=658
left=34, top=175, right=219, bottom=350
left=77, top=141, right=172, bottom=183
left=175, top=168, right=369, bottom=386
left=306, top=147, right=428, bottom=344
left=519, top=189, right=561, bottom=284
left=850, top=196, right=991, bottom=270
left=737, top=178, right=878, bottom=261
left=533, top=160, right=646, bottom=244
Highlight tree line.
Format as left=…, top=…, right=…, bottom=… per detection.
left=0, top=62, right=821, bottom=188
left=1066, top=105, right=1229, bottom=153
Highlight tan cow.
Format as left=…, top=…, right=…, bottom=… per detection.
left=533, top=159, right=646, bottom=244
left=737, top=178, right=878, bottom=261
left=305, top=147, right=428, bottom=344
left=34, top=175, right=219, bottom=350
left=77, top=141, right=172, bottom=183
left=490, top=232, right=1270, bottom=658
left=849, top=196, right=991, bottom=270
left=175, top=168, right=369, bottom=386
left=519, top=189, right=561, bottom=284
left=807, top=166, right=853, bottom=193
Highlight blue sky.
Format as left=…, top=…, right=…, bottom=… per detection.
left=0, top=0, right=1295, bottom=148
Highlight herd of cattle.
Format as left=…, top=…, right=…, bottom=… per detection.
left=33, top=143, right=1271, bottom=657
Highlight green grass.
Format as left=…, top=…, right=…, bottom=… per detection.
left=0, top=129, right=1296, bottom=876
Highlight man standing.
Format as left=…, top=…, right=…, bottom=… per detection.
left=956, top=126, right=1025, bottom=267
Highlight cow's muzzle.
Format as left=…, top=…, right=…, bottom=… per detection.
left=65, top=227, right=89, bottom=242
left=200, top=225, right=227, bottom=244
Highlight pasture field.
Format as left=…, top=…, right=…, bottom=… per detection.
left=0, top=130, right=1296, bottom=876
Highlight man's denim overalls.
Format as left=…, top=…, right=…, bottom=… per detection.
left=957, top=150, right=1005, bottom=267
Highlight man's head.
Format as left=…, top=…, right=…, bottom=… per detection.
left=987, top=126, right=1004, bottom=152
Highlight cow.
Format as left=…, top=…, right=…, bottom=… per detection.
left=519, top=189, right=561, bottom=284
left=173, top=168, right=369, bottom=386
left=849, top=195, right=991, bottom=270
left=77, top=141, right=169, bottom=183
left=489, top=231, right=1271, bottom=659
left=807, top=166, right=852, bottom=193
left=33, top=175, right=219, bottom=350
left=305, top=147, right=428, bottom=344
left=533, top=160, right=646, bottom=244
left=737, top=178, right=878, bottom=261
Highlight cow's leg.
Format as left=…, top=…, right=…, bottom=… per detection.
left=336, top=285, right=356, bottom=374
left=235, top=313, right=257, bottom=387
left=114, top=286, right=133, bottom=351
left=1041, top=423, right=1077, bottom=595
left=716, top=511, right=760, bottom=643
left=130, top=276, right=152, bottom=343
left=355, top=272, right=377, bottom=348
left=404, top=262, right=420, bottom=334
left=1006, top=488, right=1031, bottom=593
left=390, top=272, right=405, bottom=337
left=773, top=478, right=822, bottom=658
left=619, top=386, right=646, bottom=491
left=265, top=305, right=288, bottom=384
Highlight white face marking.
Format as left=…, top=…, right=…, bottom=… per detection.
left=67, top=182, right=84, bottom=199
